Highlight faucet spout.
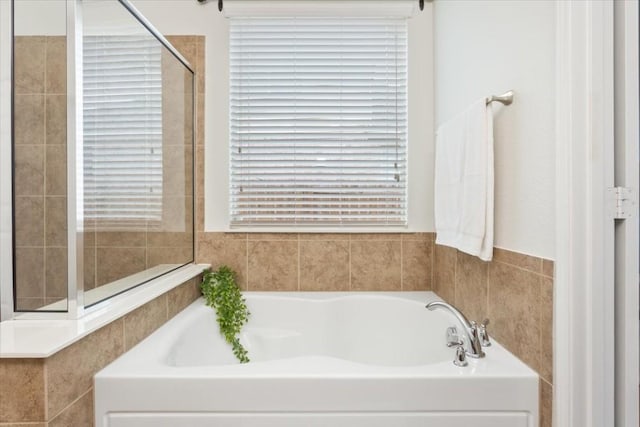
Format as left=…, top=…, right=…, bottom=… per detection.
left=426, top=301, right=485, bottom=358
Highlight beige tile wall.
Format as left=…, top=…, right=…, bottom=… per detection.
left=433, top=244, right=554, bottom=427
left=196, top=232, right=434, bottom=292
left=0, top=277, right=201, bottom=426
left=13, top=35, right=68, bottom=310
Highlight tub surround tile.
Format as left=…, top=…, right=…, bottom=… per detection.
left=95, top=232, right=146, bottom=248
left=493, top=248, right=542, bottom=274
left=95, top=247, right=147, bottom=287
left=196, top=197, right=205, bottom=232
left=1, top=423, right=47, bottom=427
left=248, top=240, right=298, bottom=291
left=0, top=359, right=45, bottom=423
left=299, top=240, right=350, bottom=291
left=542, top=259, right=554, bottom=278
left=167, top=277, right=202, bottom=318
left=196, top=38, right=205, bottom=94
left=433, top=243, right=554, bottom=427
left=540, top=277, right=553, bottom=383
left=45, top=196, right=67, bottom=247
left=147, top=246, right=193, bottom=267
left=401, top=232, right=434, bottom=241
left=248, top=233, right=298, bottom=241
left=488, top=262, right=541, bottom=374
left=14, top=95, right=45, bottom=146
left=45, top=95, right=67, bottom=146
left=14, top=36, right=46, bottom=94
left=298, top=233, right=350, bottom=241
left=147, top=231, right=193, bottom=248
left=44, top=145, right=67, bottom=196
left=45, top=37, right=67, bottom=95
left=350, top=233, right=403, bottom=240
left=46, top=319, right=124, bottom=420
left=351, top=240, right=401, bottom=291
left=123, top=296, right=168, bottom=351
left=540, top=378, right=552, bottom=427
left=433, top=244, right=456, bottom=303
left=14, top=248, right=45, bottom=299
left=14, top=196, right=45, bottom=247
left=454, top=252, right=488, bottom=323
left=202, top=232, right=247, bottom=240
left=167, top=36, right=197, bottom=65
left=196, top=94, right=205, bottom=147
left=14, top=145, right=45, bottom=196
left=401, top=239, right=433, bottom=291
left=195, top=146, right=204, bottom=198
left=47, top=388, right=93, bottom=427
left=45, top=248, right=68, bottom=298
left=197, top=234, right=248, bottom=289
left=83, top=245, right=97, bottom=290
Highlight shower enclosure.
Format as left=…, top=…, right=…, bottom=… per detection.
left=5, top=0, right=195, bottom=319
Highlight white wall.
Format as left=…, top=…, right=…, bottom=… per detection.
left=14, top=0, right=66, bottom=36
left=434, top=0, right=555, bottom=259
left=131, top=0, right=435, bottom=232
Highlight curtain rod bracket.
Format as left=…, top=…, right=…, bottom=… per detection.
left=419, top=0, right=424, bottom=11
left=219, top=0, right=223, bottom=12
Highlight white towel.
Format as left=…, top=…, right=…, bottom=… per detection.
left=434, top=99, right=494, bottom=261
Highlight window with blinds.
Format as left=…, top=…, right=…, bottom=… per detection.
left=230, top=18, right=408, bottom=227
left=83, top=35, right=163, bottom=231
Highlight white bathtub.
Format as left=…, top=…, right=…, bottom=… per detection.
left=95, top=292, right=538, bottom=427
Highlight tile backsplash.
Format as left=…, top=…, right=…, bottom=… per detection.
left=196, top=232, right=434, bottom=292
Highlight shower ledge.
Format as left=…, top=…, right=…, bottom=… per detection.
left=0, top=263, right=209, bottom=358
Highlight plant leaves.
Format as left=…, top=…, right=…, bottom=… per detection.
left=200, top=266, right=250, bottom=363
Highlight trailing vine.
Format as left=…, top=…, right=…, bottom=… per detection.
left=200, top=266, right=250, bottom=363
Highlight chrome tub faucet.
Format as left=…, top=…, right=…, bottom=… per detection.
left=426, top=301, right=486, bottom=359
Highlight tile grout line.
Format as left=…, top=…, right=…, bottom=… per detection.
left=42, top=39, right=48, bottom=304
left=43, top=357, right=49, bottom=423
left=486, top=261, right=491, bottom=321
left=122, top=313, right=127, bottom=352
left=538, top=273, right=544, bottom=381
left=400, top=238, right=404, bottom=291
left=245, top=234, right=249, bottom=291
left=348, top=234, right=352, bottom=291
left=297, top=234, right=301, bottom=291
left=47, top=386, right=93, bottom=424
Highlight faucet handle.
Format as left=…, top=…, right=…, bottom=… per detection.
left=453, top=344, right=468, bottom=367
left=446, top=326, right=462, bottom=347
left=479, top=318, right=491, bottom=347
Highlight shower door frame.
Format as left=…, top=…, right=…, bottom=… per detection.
left=0, top=0, right=14, bottom=322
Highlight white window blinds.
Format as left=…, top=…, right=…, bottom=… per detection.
left=230, top=18, right=408, bottom=227
left=83, top=35, right=163, bottom=231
